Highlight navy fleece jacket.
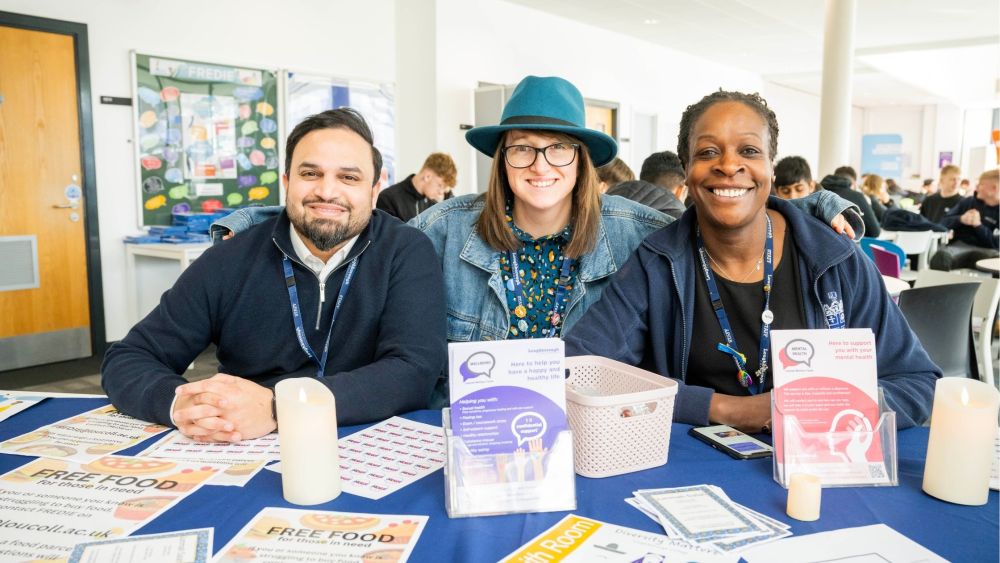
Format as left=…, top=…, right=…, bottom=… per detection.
left=564, top=197, right=940, bottom=429
left=102, top=210, right=446, bottom=427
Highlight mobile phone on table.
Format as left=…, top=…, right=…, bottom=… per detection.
left=688, top=424, right=773, bottom=460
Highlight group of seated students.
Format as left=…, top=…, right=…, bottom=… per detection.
left=101, top=76, right=942, bottom=443
left=769, top=157, right=999, bottom=272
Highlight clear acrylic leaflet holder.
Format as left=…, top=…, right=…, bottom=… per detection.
left=442, top=407, right=576, bottom=518
left=772, top=388, right=898, bottom=488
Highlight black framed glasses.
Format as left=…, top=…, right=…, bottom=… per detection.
left=502, top=143, right=580, bottom=169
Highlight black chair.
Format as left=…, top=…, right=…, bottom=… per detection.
left=897, top=282, right=981, bottom=379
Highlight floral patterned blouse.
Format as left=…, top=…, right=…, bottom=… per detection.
left=499, top=214, right=578, bottom=339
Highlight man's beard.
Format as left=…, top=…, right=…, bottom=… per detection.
left=288, top=197, right=367, bottom=251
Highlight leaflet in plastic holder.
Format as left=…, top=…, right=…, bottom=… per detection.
left=772, top=390, right=898, bottom=488
left=443, top=407, right=576, bottom=518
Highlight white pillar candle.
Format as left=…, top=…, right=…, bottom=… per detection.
left=786, top=473, right=821, bottom=521
left=922, top=378, right=1000, bottom=506
left=276, top=378, right=341, bottom=505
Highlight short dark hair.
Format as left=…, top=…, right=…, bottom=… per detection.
left=922, top=178, right=933, bottom=186
left=284, top=108, right=382, bottom=185
left=833, top=165, right=857, bottom=182
left=774, top=156, right=812, bottom=187
left=677, top=90, right=779, bottom=167
left=640, top=151, right=686, bottom=188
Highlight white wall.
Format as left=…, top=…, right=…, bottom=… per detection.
left=2, top=0, right=396, bottom=341
left=762, top=82, right=822, bottom=175
left=433, top=0, right=763, bottom=194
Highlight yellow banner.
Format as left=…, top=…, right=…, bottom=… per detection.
left=501, top=515, right=602, bottom=562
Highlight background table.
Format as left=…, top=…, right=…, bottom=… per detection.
left=124, top=242, right=211, bottom=327
left=0, top=397, right=996, bottom=562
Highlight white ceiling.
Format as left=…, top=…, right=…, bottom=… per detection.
left=504, top=0, right=999, bottom=108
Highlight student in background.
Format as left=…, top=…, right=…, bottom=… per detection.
left=773, top=156, right=816, bottom=200
left=930, top=169, right=999, bottom=271
left=607, top=150, right=688, bottom=219
left=861, top=174, right=894, bottom=223
left=920, top=164, right=962, bottom=224
left=595, top=157, right=635, bottom=193
left=377, top=152, right=457, bottom=222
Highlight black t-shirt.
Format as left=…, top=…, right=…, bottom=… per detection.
left=686, top=225, right=807, bottom=396
left=920, top=193, right=963, bottom=224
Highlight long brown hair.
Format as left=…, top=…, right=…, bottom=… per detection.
left=475, top=130, right=602, bottom=259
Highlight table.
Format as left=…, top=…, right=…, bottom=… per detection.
left=880, top=274, right=910, bottom=298
left=124, top=242, right=211, bottom=326
left=0, top=397, right=995, bottom=562
left=976, top=257, right=1000, bottom=278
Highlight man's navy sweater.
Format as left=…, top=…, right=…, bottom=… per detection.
left=102, top=210, right=446, bottom=427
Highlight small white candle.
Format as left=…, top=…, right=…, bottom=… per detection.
left=923, top=378, right=1000, bottom=506
left=786, top=473, right=821, bottom=521
left=276, top=378, right=341, bottom=505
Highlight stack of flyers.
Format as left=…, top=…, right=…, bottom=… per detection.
left=627, top=485, right=791, bottom=556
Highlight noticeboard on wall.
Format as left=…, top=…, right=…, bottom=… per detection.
left=285, top=72, right=396, bottom=186
left=132, top=52, right=281, bottom=226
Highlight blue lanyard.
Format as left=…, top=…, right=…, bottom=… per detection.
left=507, top=250, right=574, bottom=338
left=695, top=214, right=774, bottom=395
left=282, top=254, right=359, bottom=379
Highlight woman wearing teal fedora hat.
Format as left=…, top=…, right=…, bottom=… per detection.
left=411, top=77, right=858, bottom=402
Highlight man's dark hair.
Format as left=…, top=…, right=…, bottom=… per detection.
left=640, top=151, right=686, bottom=188
left=774, top=156, right=812, bottom=187
left=284, top=108, right=382, bottom=185
left=833, top=165, right=857, bottom=182
left=676, top=90, right=779, bottom=166
left=922, top=178, right=934, bottom=187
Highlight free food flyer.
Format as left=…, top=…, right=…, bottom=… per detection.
left=214, top=508, right=426, bottom=563
left=770, top=329, right=888, bottom=485
left=0, top=456, right=221, bottom=561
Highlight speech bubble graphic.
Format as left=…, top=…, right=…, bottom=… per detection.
left=511, top=412, right=547, bottom=447
left=459, top=352, right=495, bottom=381
left=781, top=338, right=815, bottom=368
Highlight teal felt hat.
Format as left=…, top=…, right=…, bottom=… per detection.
left=465, top=76, right=618, bottom=167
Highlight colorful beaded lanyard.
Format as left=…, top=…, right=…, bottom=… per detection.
left=694, top=214, right=775, bottom=395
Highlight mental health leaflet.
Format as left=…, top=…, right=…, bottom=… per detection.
left=770, top=329, right=888, bottom=486
left=448, top=338, right=567, bottom=458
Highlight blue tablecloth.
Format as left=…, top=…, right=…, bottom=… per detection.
left=0, top=397, right=996, bottom=561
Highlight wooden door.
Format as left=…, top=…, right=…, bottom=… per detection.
left=0, top=24, right=91, bottom=370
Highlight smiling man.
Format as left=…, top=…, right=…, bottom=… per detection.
left=102, top=108, right=446, bottom=441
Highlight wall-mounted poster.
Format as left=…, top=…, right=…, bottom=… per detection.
left=285, top=72, right=396, bottom=186
left=133, top=53, right=280, bottom=226
left=860, top=134, right=903, bottom=180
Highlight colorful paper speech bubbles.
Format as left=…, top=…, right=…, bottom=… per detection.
left=237, top=174, right=258, bottom=188
left=241, top=121, right=259, bottom=136
left=142, top=177, right=164, bottom=194
left=248, top=186, right=270, bottom=201
left=255, top=102, right=274, bottom=116
left=140, top=155, right=162, bottom=170
left=259, top=118, right=277, bottom=134
left=226, top=192, right=244, bottom=206
left=259, top=171, right=278, bottom=184
left=171, top=202, right=191, bottom=214
left=164, top=168, right=183, bottom=183
left=249, top=150, right=266, bottom=166
left=139, top=110, right=158, bottom=129
left=160, top=87, right=180, bottom=102
left=260, top=137, right=276, bottom=149
left=168, top=185, right=189, bottom=200
left=201, top=199, right=224, bottom=212
left=144, top=195, right=166, bottom=210
left=137, top=87, right=161, bottom=106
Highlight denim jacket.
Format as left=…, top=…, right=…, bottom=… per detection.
left=411, top=194, right=671, bottom=342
